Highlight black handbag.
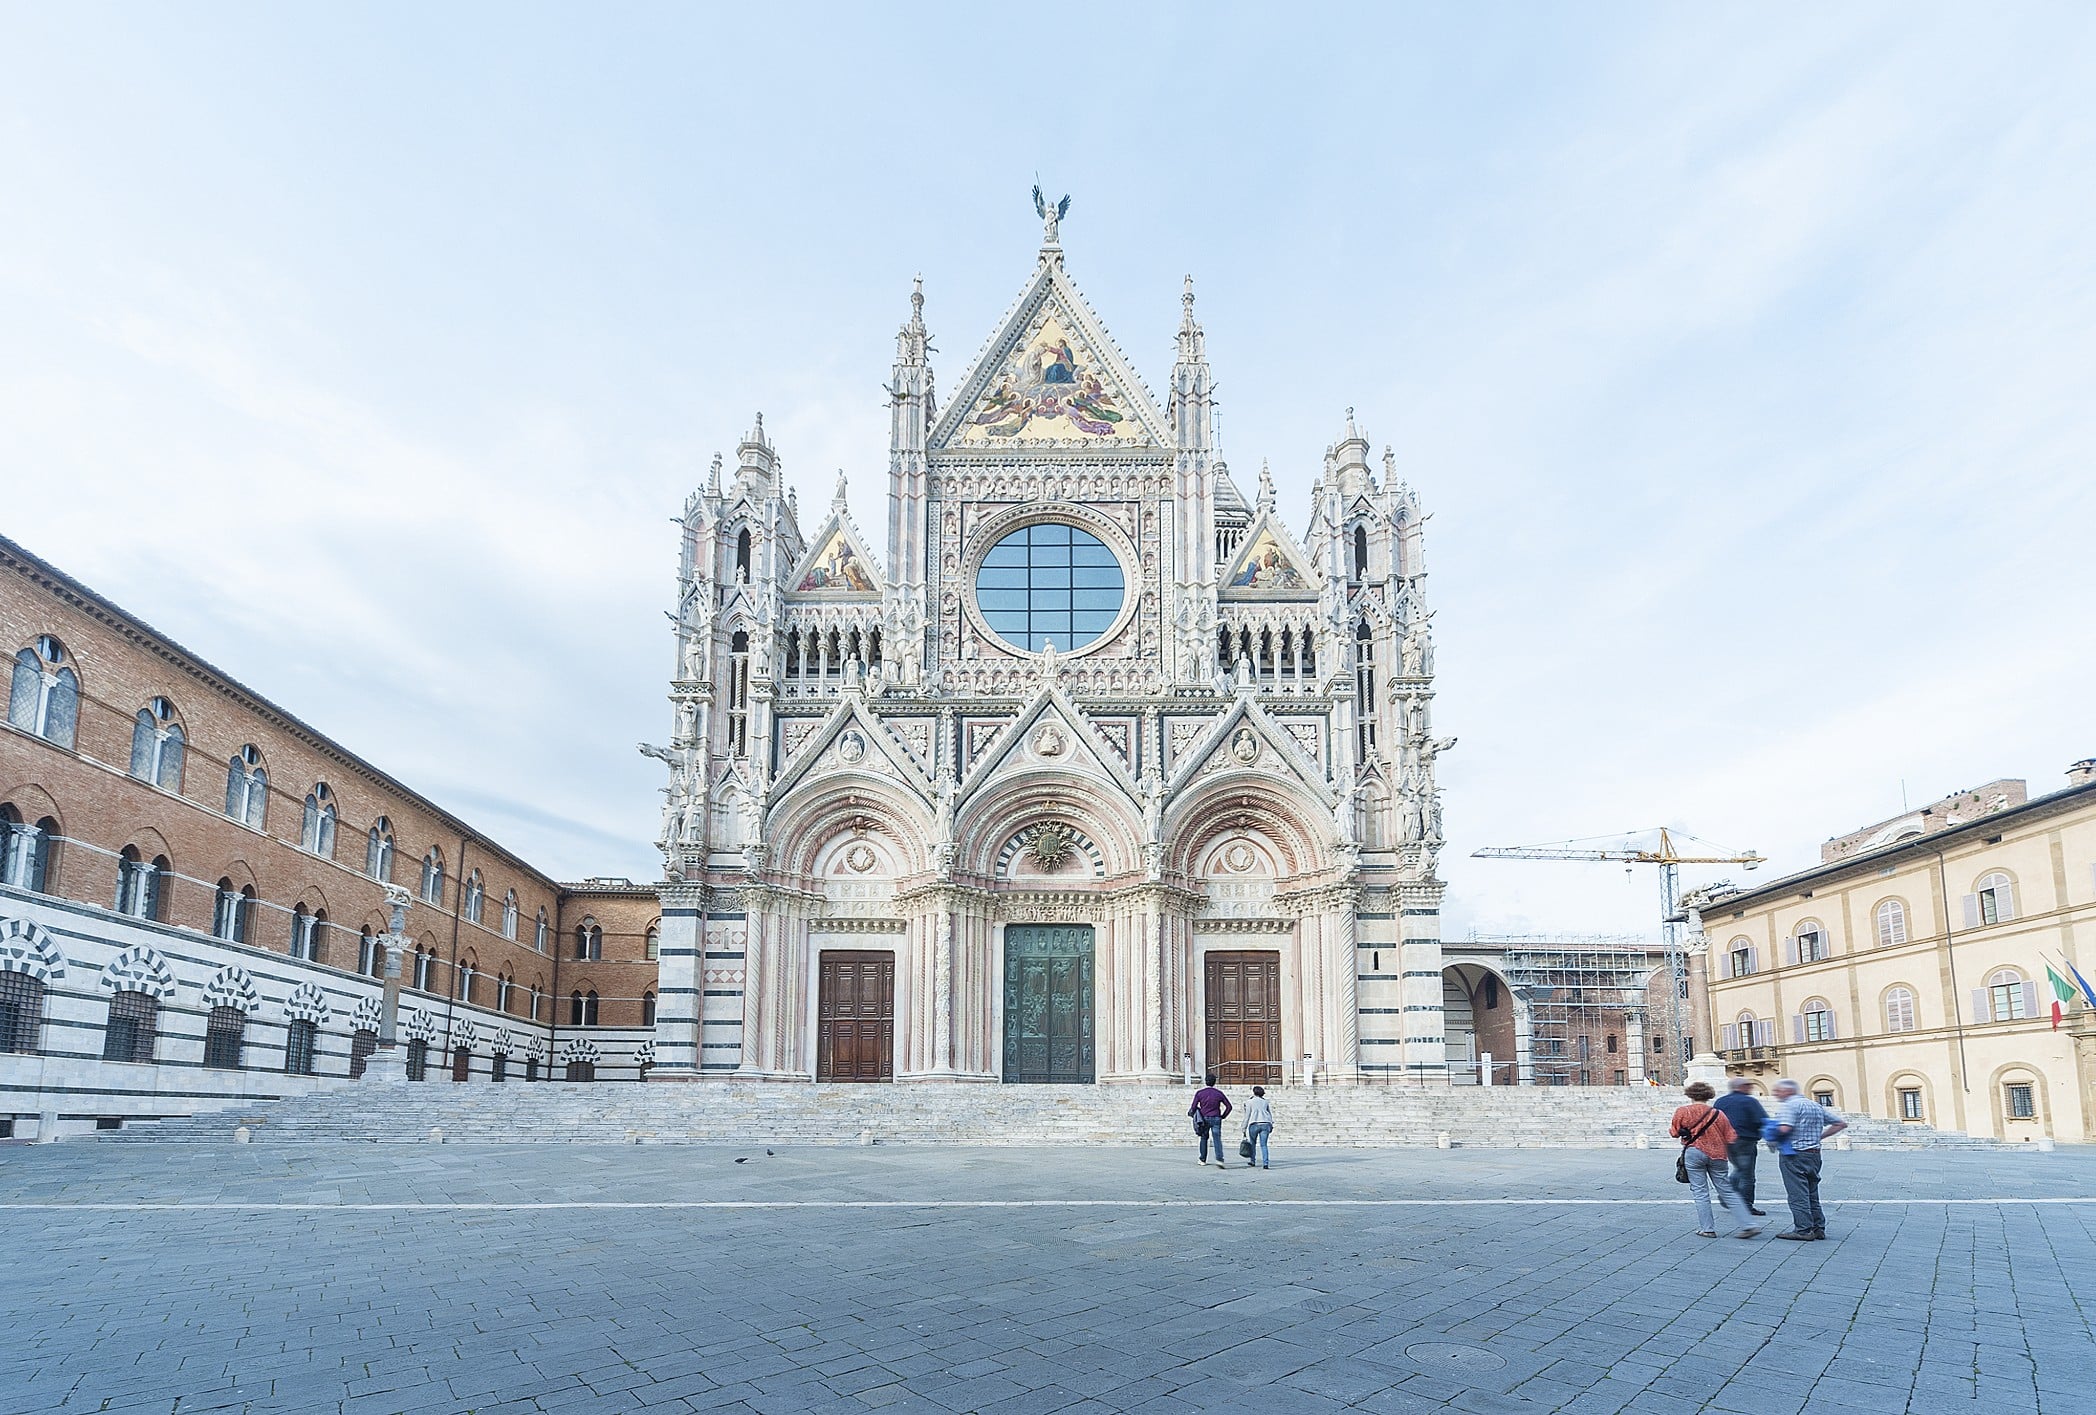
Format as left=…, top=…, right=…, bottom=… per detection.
left=1238, top=1136, right=1255, bottom=1160
left=1675, top=1112, right=1716, bottom=1183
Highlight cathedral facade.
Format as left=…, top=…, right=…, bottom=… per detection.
left=650, top=210, right=1451, bottom=1085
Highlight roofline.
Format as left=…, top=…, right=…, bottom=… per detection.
left=1699, top=774, right=2096, bottom=915
left=1, top=531, right=575, bottom=890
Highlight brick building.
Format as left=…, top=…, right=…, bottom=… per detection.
left=0, top=534, right=660, bottom=1138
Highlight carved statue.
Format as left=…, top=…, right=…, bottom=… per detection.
left=1032, top=184, right=1071, bottom=244
left=1138, top=767, right=1165, bottom=841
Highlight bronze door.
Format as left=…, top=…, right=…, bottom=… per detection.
left=1205, top=951, right=1282, bottom=1086
left=1002, top=925, right=1095, bottom=1083
left=817, top=951, right=894, bottom=1082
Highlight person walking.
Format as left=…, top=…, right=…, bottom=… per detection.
left=1242, top=1085, right=1275, bottom=1170
left=1768, top=1078, right=1847, bottom=1240
left=1711, top=1077, right=1770, bottom=1218
left=1671, top=1081, right=1760, bottom=1239
left=1188, top=1073, right=1233, bottom=1168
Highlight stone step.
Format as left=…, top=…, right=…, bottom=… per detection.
left=101, top=1081, right=2018, bottom=1149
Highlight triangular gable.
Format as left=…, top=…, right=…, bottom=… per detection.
left=786, top=516, right=883, bottom=597
left=1166, top=696, right=1335, bottom=806
left=957, top=679, right=1140, bottom=808
left=771, top=698, right=932, bottom=803
left=930, top=260, right=1169, bottom=450
left=1220, top=513, right=1318, bottom=600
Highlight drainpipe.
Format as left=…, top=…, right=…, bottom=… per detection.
left=442, top=834, right=469, bottom=1071
left=548, top=896, right=562, bottom=1081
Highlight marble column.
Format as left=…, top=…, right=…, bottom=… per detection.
left=650, top=881, right=706, bottom=1080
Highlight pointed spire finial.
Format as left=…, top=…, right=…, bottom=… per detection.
left=911, top=275, right=924, bottom=317
left=708, top=452, right=722, bottom=492
left=1257, top=459, right=1276, bottom=512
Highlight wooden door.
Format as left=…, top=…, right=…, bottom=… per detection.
left=1002, top=925, right=1095, bottom=1083
left=1205, top=951, right=1282, bottom=1086
left=817, top=951, right=894, bottom=1082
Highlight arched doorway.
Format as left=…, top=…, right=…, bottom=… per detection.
left=1443, top=964, right=1522, bottom=1085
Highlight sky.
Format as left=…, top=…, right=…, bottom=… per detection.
left=3, top=4, right=2093, bottom=940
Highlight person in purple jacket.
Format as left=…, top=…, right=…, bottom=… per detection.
left=1188, top=1073, right=1233, bottom=1168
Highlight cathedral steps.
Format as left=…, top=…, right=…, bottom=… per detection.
left=100, top=1081, right=2014, bottom=1150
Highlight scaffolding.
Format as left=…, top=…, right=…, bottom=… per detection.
left=1469, top=933, right=1669, bottom=1086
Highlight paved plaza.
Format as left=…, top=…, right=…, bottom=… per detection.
left=1, top=1139, right=2090, bottom=1415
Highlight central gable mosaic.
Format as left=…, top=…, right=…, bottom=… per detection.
left=959, top=314, right=1132, bottom=443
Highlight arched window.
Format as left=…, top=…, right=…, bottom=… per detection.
left=534, top=908, right=549, bottom=952
left=727, top=630, right=751, bottom=756
left=102, top=989, right=158, bottom=1064
left=405, top=1038, right=428, bottom=1081
left=501, top=891, right=519, bottom=940
left=366, top=818, right=394, bottom=881
left=211, top=879, right=254, bottom=943
left=1351, top=523, right=1369, bottom=581
left=290, top=904, right=318, bottom=961
left=495, top=971, right=513, bottom=1014
left=1875, top=899, right=1908, bottom=948
left=358, top=926, right=381, bottom=977
left=301, top=785, right=337, bottom=858
left=457, top=953, right=476, bottom=1003
left=1724, top=1010, right=1765, bottom=1052
left=570, top=989, right=599, bottom=1026
left=420, top=849, right=444, bottom=905
left=114, top=846, right=168, bottom=921
left=349, top=1029, right=377, bottom=1078
left=0, top=969, right=46, bottom=1054
left=575, top=922, right=602, bottom=961
left=1727, top=938, right=1755, bottom=978
left=451, top=1045, right=471, bottom=1082
left=202, top=1006, right=245, bottom=1069
left=225, top=745, right=267, bottom=829
left=1798, top=998, right=1836, bottom=1043
left=1985, top=968, right=2032, bottom=1022
left=1353, top=620, right=1376, bottom=757
left=645, top=926, right=660, bottom=961
left=413, top=945, right=436, bottom=992
left=1791, top=923, right=1828, bottom=965
left=128, top=698, right=185, bottom=790
left=1973, top=872, right=2016, bottom=927
left=642, top=989, right=657, bottom=1026
left=463, top=870, right=484, bottom=925
left=529, top=983, right=542, bottom=1021
left=8, top=636, right=80, bottom=747
left=0, top=806, right=54, bottom=891
left=735, top=527, right=753, bottom=580
left=1884, top=986, right=1918, bottom=1034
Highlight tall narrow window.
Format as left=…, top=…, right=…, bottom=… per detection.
left=727, top=630, right=751, bottom=757
left=643, top=989, right=657, bottom=1026
left=358, top=927, right=379, bottom=977
left=1799, top=998, right=1836, bottom=1043
left=1884, top=986, right=1918, bottom=1033
left=289, top=905, right=319, bottom=962
left=212, top=879, right=243, bottom=941
left=349, top=1029, right=377, bottom=1078
left=451, top=1045, right=471, bottom=1082
left=128, top=698, right=185, bottom=790
left=575, top=923, right=602, bottom=961
left=491, top=1051, right=508, bottom=1083
left=1353, top=620, right=1376, bottom=758
left=1987, top=968, right=2030, bottom=1022
left=114, top=846, right=166, bottom=921
left=645, top=926, right=660, bottom=961
left=0, top=970, right=46, bottom=1054
left=8, top=637, right=80, bottom=747
left=1976, top=873, right=2015, bottom=926
left=406, top=1039, right=428, bottom=1081
left=463, top=871, right=484, bottom=925
left=366, top=819, right=395, bottom=881
left=570, top=989, right=599, bottom=1026
left=534, top=908, right=549, bottom=952
left=0, top=807, right=53, bottom=891
left=301, top=785, right=337, bottom=857
left=203, top=1007, right=246, bottom=1069
left=529, top=984, right=541, bottom=1021
left=1352, top=524, right=1369, bottom=582
left=735, top=527, right=752, bottom=581
left=495, top=971, right=513, bottom=1014
left=102, top=989, right=158, bottom=1064
left=457, top=956, right=476, bottom=1004
left=501, top=891, right=519, bottom=940
left=421, top=849, right=444, bottom=905
left=1794, top=927, right=1827, bottom=964
left=225, top=746, right=267, bottom=829
left=1875, top=899, right=1908, bottom=948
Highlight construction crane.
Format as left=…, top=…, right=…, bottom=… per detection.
left=1471, top=828, right=1766, bottom=1082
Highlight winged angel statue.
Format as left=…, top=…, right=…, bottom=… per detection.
left=1033, top=183, right=1071, bottom=243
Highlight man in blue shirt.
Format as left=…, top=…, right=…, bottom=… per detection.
left=1711, top=1077, right=1770, bottom=1218
left=1769, top=1078, right=1848, bottom=1240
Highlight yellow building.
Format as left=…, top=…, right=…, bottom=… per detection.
left=1698, top=762, right=2096, bottom=1142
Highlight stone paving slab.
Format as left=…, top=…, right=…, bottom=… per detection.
left=1, top=1143, right=2090, bottom=1413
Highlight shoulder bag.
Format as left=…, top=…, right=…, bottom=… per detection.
left=1674, top=1111, right=1716, bottom=1183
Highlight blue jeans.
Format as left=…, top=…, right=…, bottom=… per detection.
left=1199, top=1118, right=1228, bottom=1162
left=1684, top=1147, right=1753, bottom=1232
left=1726, top=1139, right=1759, bottom=1208
left=1248, top=1122, right=1272, bottom=1168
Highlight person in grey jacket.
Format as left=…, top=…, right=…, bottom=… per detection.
left=1242, top=1086, right=1275, bottom=1170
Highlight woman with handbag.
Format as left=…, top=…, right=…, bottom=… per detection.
left=1672, top=1081, right=1760, bottom=1239
left=1241, top=1085, right=1275, bottom=1170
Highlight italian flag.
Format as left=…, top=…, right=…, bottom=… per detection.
left=2046, top=964, right=2077, bottom=1031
